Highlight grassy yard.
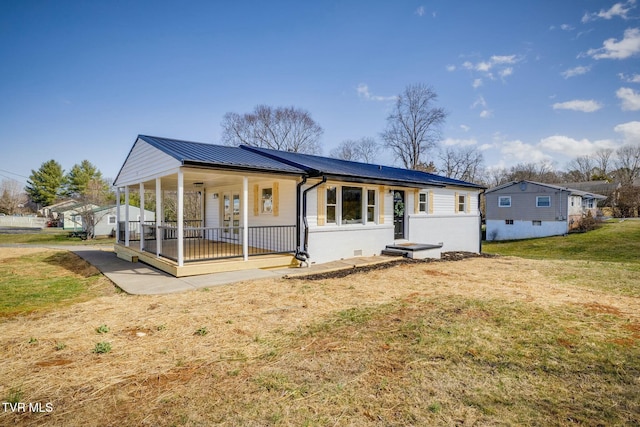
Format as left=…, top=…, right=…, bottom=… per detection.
left=0, top=249, right=117, bottom=317
left=483, top=219, right=640, bottom=264
left=0, top=247, right=638, bottom=425
left=0, top=228, right=115, bottom=245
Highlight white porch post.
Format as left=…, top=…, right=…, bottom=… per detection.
left=139, top=183, right=145, bottom=251
left=115, top=187, right=121, bottom=243
left=124, top=186, right=130, bottom=247
left=177, top=169, right=184, bottom=267
left=156, top=177, right=162, bottom=257
left=242, top=176, right=249, bottom=261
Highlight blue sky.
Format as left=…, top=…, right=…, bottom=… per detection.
left=1, top=0, right=639, bottom=186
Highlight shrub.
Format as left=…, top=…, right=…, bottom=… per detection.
left=573, top=211, right=600, bottom=233
left=93, top=342, right=112, bottom=354
left=96, top=324, right=109, bottom=334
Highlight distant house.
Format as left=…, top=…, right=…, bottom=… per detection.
left=90, top=205, right=156, bottom=237
left=485, top=180, right=606, bottom=241
left=58, top=203, right=99, bottom=231
left=41, top=199, right=78, bottom=220
left=112, top=135, right=485, bottom=277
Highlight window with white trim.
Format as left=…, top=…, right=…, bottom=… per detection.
left=536, top=196, right=551, bottom=207
left=322, top=185, right=378, bottom=226
left=342, top=186, right=362, bottom=224
left=498, top=196, right=511, bottom=207
left=367, top=189, right=376, bottom=222
left=326, top=186, right=337, bottom=224
left=261, top=187, right=273, bottom=214
left=419, top=192, right=428, bottom=213
left=457, top=194, right=467, bottom=213
left=108, top=215, right=116, bottom=225
left=532, top=220, right=542, bottom=226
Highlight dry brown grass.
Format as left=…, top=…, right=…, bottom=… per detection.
left=0, top=253, right=638, bottom=426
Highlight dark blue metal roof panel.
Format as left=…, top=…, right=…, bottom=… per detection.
left=241, top=145, right=484, bottom=189
left=138, top=135, right=306, bottom=174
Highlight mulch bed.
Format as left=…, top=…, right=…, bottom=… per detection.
left=294, top=252, right=497, bottom=281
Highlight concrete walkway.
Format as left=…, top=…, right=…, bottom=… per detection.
left=45, top=246, right=400, bottom=295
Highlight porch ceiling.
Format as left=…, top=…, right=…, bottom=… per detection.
left=133, top=168, right=300, bottom=191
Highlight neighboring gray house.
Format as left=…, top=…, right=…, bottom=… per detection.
left=90, top=205, right=155, bottom=237
left=485, top=180, right=606, bottom=241
left=58, top=203, right=99, bottom=231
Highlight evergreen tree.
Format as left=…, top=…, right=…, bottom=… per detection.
left=25, top=160, right=64, bottom=207
left=65, top=160, right=103, bottom=197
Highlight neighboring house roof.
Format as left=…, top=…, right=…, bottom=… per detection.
left=118, top=135, right=484, bottom=190
left=485, top=180, right=606, bottom=199
left=554, top=181, right=620, bottom=196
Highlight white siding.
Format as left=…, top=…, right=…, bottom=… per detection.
left=115, top=139, right=181, bottom=186
left=407, top=187, right=481, bottom=252
left=486, top=219, right=568, bottom=241
left=306, top=184, right=482, bottom=263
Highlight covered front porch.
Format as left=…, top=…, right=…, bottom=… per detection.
left=114, top=166, right=301, bottom=277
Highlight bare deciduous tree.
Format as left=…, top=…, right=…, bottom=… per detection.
left=330, top=137, right=381, bottom=163
left=0, top=179, right=28, bottom=215
left=614, top=144, right=640, bottom=185
left=438, top=146, right=484, bottom=183
left=380, top=84, right=447, bottom=170
left=566, top=155, right=594, bottom=182
left=221, top=105, right=323, bottom=154
left=593, top=148, right=614, bottom=178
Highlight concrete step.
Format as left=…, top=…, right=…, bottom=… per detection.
left=384, top=242, right=443, bottom=260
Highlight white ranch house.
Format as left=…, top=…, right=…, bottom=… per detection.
left=113, top=135, right=485, bottom=277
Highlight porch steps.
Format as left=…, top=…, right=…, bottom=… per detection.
left=381, top=243, right=443, bottom=260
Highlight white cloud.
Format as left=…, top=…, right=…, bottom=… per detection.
left=561, top=65, right=591, bottom=79
left=479, top=143, right=494, bottom=151
left=446, top=64, right=456, bottom=72
left=552, top=99, right=602, bottom=112
left=582, top=0, right=636, bottom=22
left=471, top=96, right=487, bottom=109
left=619, top=72, right=640, bottom=82
left=442, top=138, right=477, bottom=147
left=459, top=124, right=470, bottom=132
left=585, top=27, right=640, bottom=60
left=501, top=140, right=551, bottom=163
left=490, top=55, right=517, bottom=64
left=476, top=61, right=492, bottom=72
left=462, top=61, right=473, bottom=70
left=499, top=67, right=513, bottom=78
left=614, top=121, right=640, bottom=143
left=539, top=135, right=616, bottom=157
left=560, top=24, right=574, bottom=31
left=472, top=78, right=483, bottom=89
left=480, top=110, right=493, bottom=118
left=415, top=6, right=425, bottom=16
left=356, top=83, right=396, bottom=102
left=616, top=87, right=640, bottom=110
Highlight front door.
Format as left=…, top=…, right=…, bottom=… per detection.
left=393, top=190, right=405, bottom=239
left=222, top=192, right=240, bottom=240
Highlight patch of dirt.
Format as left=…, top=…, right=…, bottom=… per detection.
left=295, top=252, right=495, bottom=281
left=35, top=358, right=73, bottom=367
left=581, top=302, right=623, bottom=316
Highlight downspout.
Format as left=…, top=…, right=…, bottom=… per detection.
left=295, top=176, right=308, bottom=260
left=478, top=189, right=484, bottom=254
left=295, top=176, right=327, bottom=263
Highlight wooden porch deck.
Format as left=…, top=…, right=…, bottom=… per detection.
left=114, top=242, right=299, bottom=277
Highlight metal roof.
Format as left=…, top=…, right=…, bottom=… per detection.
left=117, top=135, right=484, bottom=189
left=241, top=145, right=485, bottom=189
left=138, top=135, right=306, bottom=174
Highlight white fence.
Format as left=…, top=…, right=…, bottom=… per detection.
left=0, top=216, right=48, bottom=228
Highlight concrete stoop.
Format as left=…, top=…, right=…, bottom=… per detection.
left=381, top=242, right=444, bottom=260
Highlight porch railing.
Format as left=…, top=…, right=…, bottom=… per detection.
left=118, top=220, right=203, bottom=243
left=136, top=224, right=296, bottom=262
